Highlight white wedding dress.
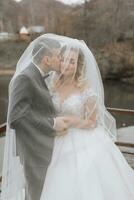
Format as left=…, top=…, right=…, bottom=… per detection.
left=40, top=88, right=134, bottom=200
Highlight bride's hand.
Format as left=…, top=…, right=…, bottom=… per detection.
left=63, top=115, right=81, bottom=128
left=63, top=115, right=97, bottom=129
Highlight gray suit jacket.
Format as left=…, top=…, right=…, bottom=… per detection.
left=9, top=64, right=56, bottom=200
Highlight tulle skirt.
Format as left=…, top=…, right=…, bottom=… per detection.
left=40, top=125, right=134, bottom=200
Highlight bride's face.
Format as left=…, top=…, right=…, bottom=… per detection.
left=61, top=50, right=78, bottom=78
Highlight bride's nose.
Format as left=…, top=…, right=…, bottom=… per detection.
left=60, top=57, right=64, bottom=65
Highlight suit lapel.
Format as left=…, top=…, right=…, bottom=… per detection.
left=30, top=64, right=49, bottom=90
left=26, top=63, right=56, bottom=113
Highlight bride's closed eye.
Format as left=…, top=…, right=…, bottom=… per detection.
left=61, top=57, right=76, bottom=64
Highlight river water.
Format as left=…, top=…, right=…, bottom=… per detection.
left=0, top=75, right=134, bottom=176
left=0, top=75, right=134, bottom=128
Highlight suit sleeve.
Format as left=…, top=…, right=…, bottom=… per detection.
left=9, top=75, right=56, bottom=137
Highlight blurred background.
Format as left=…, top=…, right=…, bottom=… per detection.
left=0, top=0, right=134, bottom=178
left=0, top=0, right=134, bottom=126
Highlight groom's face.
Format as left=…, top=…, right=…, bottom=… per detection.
left=49, top=48, right=61, bottom=72
left=43, top=49, right=61, bottom=73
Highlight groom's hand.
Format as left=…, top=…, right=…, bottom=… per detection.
left=54, top=117, right=68, bottom=135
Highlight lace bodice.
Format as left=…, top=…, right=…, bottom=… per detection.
left=51, top=88, right=98, bottom=118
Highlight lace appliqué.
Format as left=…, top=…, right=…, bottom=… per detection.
left=52, top=88, right=98, bottom=121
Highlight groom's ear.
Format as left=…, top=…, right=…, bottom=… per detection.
left=42, top=56, right=51, bottom=65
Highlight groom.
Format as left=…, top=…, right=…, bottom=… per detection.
left=9, top=37, right=68, bottom=200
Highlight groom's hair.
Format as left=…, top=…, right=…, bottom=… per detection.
left=32, top=37, right=60, bottom=64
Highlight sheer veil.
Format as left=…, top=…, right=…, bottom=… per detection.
left=46, top=34, right=117, bottom=142
left=1, top=34, right=63, bottom=200
left=1, top=34, right=117, bottom=200
left=78, top=40, right=117, bottom=140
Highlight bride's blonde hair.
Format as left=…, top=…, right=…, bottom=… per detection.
left=52, top=47, right=89, bottom=92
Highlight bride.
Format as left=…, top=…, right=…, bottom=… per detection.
left=40, top=35, right=134, bottom=200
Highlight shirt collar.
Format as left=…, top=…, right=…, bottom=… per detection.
left=34, top=62, right=46, bottom=77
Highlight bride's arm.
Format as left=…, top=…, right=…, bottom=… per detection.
left=78, top=99, right=97, bottom=129
left=64, top=95, right=98, bottom=129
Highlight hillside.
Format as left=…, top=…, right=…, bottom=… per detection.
left=0, top=0, right=134, bottom=82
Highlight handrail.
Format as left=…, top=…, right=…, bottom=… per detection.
left=1, top=131, right=132, bottom=147
left=0, top=108, right=134, bottom=135
left=0, top=123, right=6, bottom=183
left=115, top=141, right=134, bottom=148
left=121, top=151, right=134, bottom=156
left=0, top=107, right=134, bottom=183
left=0, top=107, right=134, bottom=136
left=0, top=122, right=6, bottom=134
left=107, top=107, right=134, bottom=115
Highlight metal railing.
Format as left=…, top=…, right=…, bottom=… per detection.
left=107, top=107, right=134, bottom=116
left=0, top=107, right=134, bottom=183
left=0, top=122, right=6, bottom=134
left=1, top=107, right=134, bottom=145
left=106, top=107, right=134, bottom=148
